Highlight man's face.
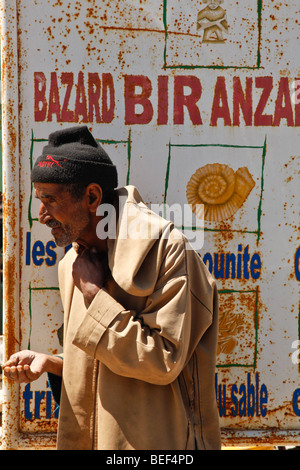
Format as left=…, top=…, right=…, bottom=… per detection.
left=34, top=182, right=91, bottom=247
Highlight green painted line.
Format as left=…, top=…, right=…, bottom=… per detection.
left=126, top=129, right=132, bottom=185
left=256, top=136, right=267, bottom=245
left=170, top=143, right=265, bottom=150
left=163, top=142, right=172, bottom=208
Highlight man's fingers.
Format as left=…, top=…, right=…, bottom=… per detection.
left=2, top=355, right=19, bottom=368
left=2, top=351, right=47, bottom=384
left=4, top=365, right=23, bottom=383
left=3, top=365, right=17, bottom=378
left=2, top=350, right=35, bottom=369
left=4, top=364, right=35, bottom=383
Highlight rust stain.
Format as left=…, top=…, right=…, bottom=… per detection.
left=2, top=180, right=20, bottom=361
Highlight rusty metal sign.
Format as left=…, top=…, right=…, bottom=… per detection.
left=0, top=0, right=300, bottom=449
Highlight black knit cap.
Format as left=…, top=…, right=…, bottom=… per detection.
left=31, top=126, right=118, bottom=189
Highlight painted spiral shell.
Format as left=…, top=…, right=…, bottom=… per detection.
left=186, top=163, right=255, bottom=222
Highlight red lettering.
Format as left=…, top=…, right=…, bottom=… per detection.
left=38, top=161, right=53, bottom=167
left=61, top=72, right=74, bottom=122
left=34, top=72, right=47, bottom=122
left=124, top=75, right=153, bottom=125
left=88, top=73, right=101, bottom=123
left=75, top=71, right=88, bottom=122
left=210, top=77, right=231, bottom=126
left=273, top=77, right=294, bottom=126
left=34, top=72, right=299, bottom=127
left=174, top=76, right=202, bottom=125
left=47, top=72, right=61, bottom=122
left=295, top=79, right=300, bottom=127
left=102, top=73, right=115, bottom=123
left=157, top=76, right=168, bottom=125
left=233, top=77, right=253, bottom=126
left=254, top=77, right=273, bottom=126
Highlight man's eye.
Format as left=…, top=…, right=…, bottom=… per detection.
left=41, top=197, right=56, bottom=204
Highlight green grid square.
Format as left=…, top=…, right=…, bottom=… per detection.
left=216, top=287, right=259, bottom=369
left=163, top=0, right=263, bottom=70
left=164, top=137, right=267, bottom=245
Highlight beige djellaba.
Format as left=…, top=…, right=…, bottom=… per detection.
left=50, top=186, right=221, bottom=450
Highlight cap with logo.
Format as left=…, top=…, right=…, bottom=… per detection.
left=31, top=126, right=118, bottom=190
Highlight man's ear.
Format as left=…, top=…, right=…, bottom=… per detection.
left=86, top=183, right=103, bottom=212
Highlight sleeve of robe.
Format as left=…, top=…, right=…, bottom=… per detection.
left=72, top=235, right=216, bottom=386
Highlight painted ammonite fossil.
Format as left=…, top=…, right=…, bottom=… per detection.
left=217, top=308, right=244, bottom=355
left=186, top=163, right=255, bottom=222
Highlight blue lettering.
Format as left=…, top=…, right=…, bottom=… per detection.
left=230, top=384, right=238, bottom=417
left=248, top=372, right=255, bottom=417
left=34, top=391, right=45, bottom=419
left=215, top=373, right=227, bottom=417
left=243, top=245, right=250, bottom=280
left=25, top=231, right=31, bottom=266
left=203, top=253, right=213, bottom=273
left=214, top=253, right=224, bottom=279
left=45, top=240, right=57, bottom=266
left=255, top=372, right=259, bottom=415
left=23, top=383, right=33, bottom=420
left=215, top=373, right=268, bottom=418
left=250, top=253, right=261, bottom=279
left=23, top=382, right=59, bottom=420
left=292, top=388, right=300, bottom=416
left=238, top=383, right=247, bottom=416
left=225, top=253, right=236, bottom=279
left=295, top=247, right=300, bottom=281
left=25, top=231, right=59, bottom=267
left=202, top=245, right=261, bottom=281
left=237, top=244, right=242, bottom=278
left=260, top=384, right=268, bottom=417
left=32, top=240, right=45, bottom=266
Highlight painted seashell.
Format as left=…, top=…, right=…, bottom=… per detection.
left=186, top=163, right=255, bottom=222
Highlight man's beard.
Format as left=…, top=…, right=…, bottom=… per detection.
left=46, top=213, right=90, bottom=247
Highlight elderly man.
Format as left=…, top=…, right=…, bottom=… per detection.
left=3, top=126, right=221, bottom=450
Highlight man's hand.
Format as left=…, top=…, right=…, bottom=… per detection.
left=3, top=350, right=63, bottom=383
left=72, top=247, right=109, bottom=305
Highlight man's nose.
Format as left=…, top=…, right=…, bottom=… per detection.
left=38, top=202, right=51, bottom=224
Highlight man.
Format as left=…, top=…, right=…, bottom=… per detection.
left=3, top=126, right=221, bottom=450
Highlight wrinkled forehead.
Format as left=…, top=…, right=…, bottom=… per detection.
left=33, top=182, right=67, bottom=198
